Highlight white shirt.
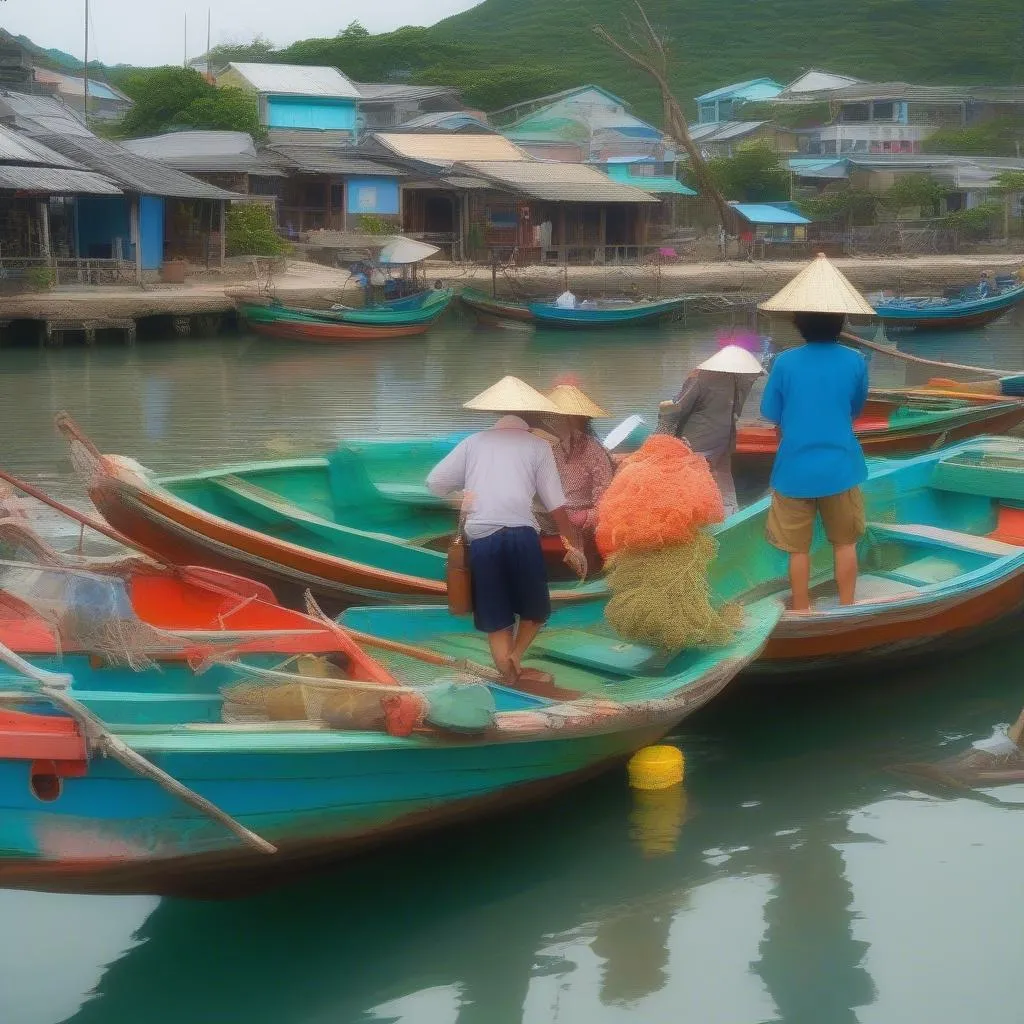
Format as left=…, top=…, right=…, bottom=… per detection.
left=426, top=416, right=566, bottom=539
left=554, top=290, right=577, bottom=309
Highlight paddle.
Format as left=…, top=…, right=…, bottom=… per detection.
left=0, top=639, right=277, bottom=855
left=842, top=330, right=1020, bottom=378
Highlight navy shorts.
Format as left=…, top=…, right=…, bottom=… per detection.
left=468, top=526, right=551, bottom=633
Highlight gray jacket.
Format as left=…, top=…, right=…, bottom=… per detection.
left=657, top=371, right=756, bottom=459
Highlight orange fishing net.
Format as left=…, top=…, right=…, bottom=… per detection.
left=595, top=435, right=724, bottom=557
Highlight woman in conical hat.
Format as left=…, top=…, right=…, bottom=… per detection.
left=658, top=335, right=765, bottom=517
left=426, top=375, right=587, bottom=688
left=757, top=254, right=874, bottom=612
left=529, top=377, right=615, bottom=561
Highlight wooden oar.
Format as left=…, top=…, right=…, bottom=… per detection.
left=842, top=330, right=1021, bottom=378
left=0, top=641, right=276, bottom=855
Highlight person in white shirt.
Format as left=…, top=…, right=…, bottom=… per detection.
left=554, top=290, right=577, bottom=309
left=427, top=376, right=586, bottom=688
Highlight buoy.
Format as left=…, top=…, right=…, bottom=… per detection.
left=627, top=745, right=685, bottom=790
left=630, top=785, right=688, bottom=857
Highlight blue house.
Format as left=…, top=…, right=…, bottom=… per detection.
left=696, top=78, right=784, bottom=124
left=218, top=63, right=361, bottom=142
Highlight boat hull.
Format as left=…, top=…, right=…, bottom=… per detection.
left=527, top=297, right=686, bottom=328
left=460, top=290, right=535, bottom=324
left=875, top=283, right=1024, bottom=331
left=250, top=320, right=429, bottom=343
left=0, top=723, right=672, bottom=897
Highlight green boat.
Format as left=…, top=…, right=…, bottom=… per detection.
left=239, top=288, right=454, bottom=329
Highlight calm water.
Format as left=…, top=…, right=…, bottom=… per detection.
left=2, top=306, right=1024, bottom=1024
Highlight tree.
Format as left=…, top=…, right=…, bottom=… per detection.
left=226, top=205, right=286, bottom=257
left=884, top=174, right=948, bottom=218
left=206, top=35, right=276, bottom=66
left=593, top=2, right=731, bottom=231
left=707, top=143, right=790, bottom=202
left=115, top=67, right=264, bottom=140
left=338, top=21, right=369, bottom=38
left=922, top=117, right=1024, bottom=157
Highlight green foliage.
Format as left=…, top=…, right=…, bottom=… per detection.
left=357, top=214, right=395, bottom=235
left=707, top=144, right=790, bottom=202
left=115, top=67, right=264, bottom=140
left=941, top=200, right=1003, bottom=238
left=24, top=266, right=56, bottom=292
left=338, top=21, right=370, bottom=38
left=922, top=117, right=1024, bottom=157
left=205, top=35, right=276, bottom=66
left=743, top=101, right=831, bottom=130
left=797, top=188, right=882, bottom=226
left=415, top=63, right=577, bottom=111
left=995, top=171, right=1024, bottom=193
left=883, top=174, right=949, bottom=218
left=225, top=205, right=287, bottom=257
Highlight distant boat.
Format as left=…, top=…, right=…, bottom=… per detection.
left=0, top=607, right=780, bottom=895
left=460, top=287, right=535, bottom=324
left=873, top=280, right=1024, bottom=331
left=528, top=295, right=688, bottom=328
left=238, top=288, right=453, bottom=342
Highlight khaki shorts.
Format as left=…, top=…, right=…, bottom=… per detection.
left=766, top=487, right=865, bottom=554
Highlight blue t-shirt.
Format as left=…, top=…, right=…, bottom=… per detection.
left=760, top=342, right=869, bottom=499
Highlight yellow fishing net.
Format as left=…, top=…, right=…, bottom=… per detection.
left=604, top=536, right=742, bottom=652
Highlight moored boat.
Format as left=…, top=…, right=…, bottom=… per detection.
left=872, top=280, right=1024, bottom=331
left=0, top=602, right=780, bottom=896
left=527, top=295, right=688, bottom=328
left=240, top=287, right=454, bottom=330
left=239, top=302, right=438, bottom=343
left=460, top=288, right=535, bottom=324
left=56, top=416, right=608, bottom=612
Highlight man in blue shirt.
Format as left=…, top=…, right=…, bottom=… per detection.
left=760, top=310, right=869, bottom=611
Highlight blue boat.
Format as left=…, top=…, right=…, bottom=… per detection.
left=527, top=295, right=688, bottom=328
left=873, top=280, right=1024, bottom=331
left=0, top=603, right=779, bottom=896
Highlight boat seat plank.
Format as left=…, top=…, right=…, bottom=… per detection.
left=531, top=629, right=669, bottom=677
left=211, top=475, right=450, bottom=547
left=931, top=458, right=1024, bottom=502
left=880, top=555, right=964, bottom=586
left=868, top=521, right=1021, bottom=556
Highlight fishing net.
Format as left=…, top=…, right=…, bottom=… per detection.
left=595, top=435, right=724, bottom=557
left=218, top=655, right=497, bottom=737
left=604, top=539, right=742, bottom=652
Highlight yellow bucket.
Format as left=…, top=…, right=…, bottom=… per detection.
left=627, top=745, right=685, bottom=790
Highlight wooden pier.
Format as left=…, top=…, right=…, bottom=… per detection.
left=43, top=318, right=138, bottom=346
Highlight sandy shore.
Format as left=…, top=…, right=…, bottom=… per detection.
left=1, top=253, right=1022, bottom=320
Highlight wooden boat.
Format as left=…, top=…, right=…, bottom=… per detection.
left=873, top=281, right=1024, bottom=331
left=58, top=418, right=607, bottom=612
left=460, top=288, right=535, bottom=324
left=241, top=288, right=453, bottom=330
left=528, top=295, right=687, bottom=328
left=338, top=388, right=1024, bottom=480
left=348, top=436, right=1024, bottom=677
left=242, top=311, right=431, bottom=343
left=0, top=604, right=780, bottom=895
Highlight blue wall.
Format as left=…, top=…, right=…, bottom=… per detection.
left=140, top=196, right=165, bottom=270
left=76, top=196, right=130, bottom=259
left=346, top=177, right=400, bottom=216
left=267, top=96, right=356, bottom=130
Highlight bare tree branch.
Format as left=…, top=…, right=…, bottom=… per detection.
left=593, top=3, right=731, bottom=232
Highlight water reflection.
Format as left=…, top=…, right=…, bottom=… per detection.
left=51, top=633, right=1024, bottom=1024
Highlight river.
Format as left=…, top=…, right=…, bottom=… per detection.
left=2, top=305, right=1024, bottom=1024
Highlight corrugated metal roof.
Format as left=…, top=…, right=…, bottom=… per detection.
left=782, top=70, right=862, bottom=96
left=774, top=82, right=1024, bottom=105
left=462, top=161, right=659, bottom=203
left=227, top=63, right=359, bottom=99
left=605, top=165, right=696, bottom=195
left=267, top=145, right=403, bottom=176
left=0, top=165, right=121, bottom=195
left=374, top=132, right=528, bottom=166
left=354, top=82, right=460, bottom=103
left=731, top=202, right=810, bottom=225
left=689, top=121, right=768, bottom=143
left=34, top=134, right=239, bottom=199
left=0, top=124, right=81, bottom=167
left=0, top=91, right=93, bottom=137
left=121, top=132, right=285, bottom=176
left=396, top=111, right=492, bottom=132
left=696, top=78, right=782, bottom=102
left=33, top=68, right=130, bottom=102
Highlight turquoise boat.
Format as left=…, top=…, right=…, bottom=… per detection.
left=347, top=437, right=1024, bottom=678
left=0, top=602, right=779, bottom=896
left=239, top=288, right=454, bottom=329
left=872, top=280, right=1024, bottom=331
left=527, top=295, right=687, bottom=328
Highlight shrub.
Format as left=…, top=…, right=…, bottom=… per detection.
left=357, top=214, right=395, bottom=235
left=225, top=205, right=287, bottom=257
left=24, top=266, right=56, bottom=291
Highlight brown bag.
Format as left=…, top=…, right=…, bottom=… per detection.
left=446, top=505, right=473, bottom=615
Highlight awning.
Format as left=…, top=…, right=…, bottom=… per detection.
left=378, top=236, right=440, bottom=264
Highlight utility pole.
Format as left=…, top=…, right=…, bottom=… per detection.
left=206, top=8, right=212, bottom=80
left=83, top=0, right=89, bottom=120
left=183, top=12, right=188, bottom=68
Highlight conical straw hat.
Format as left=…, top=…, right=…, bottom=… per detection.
left=697, top=345, right=764, bottom=375
left=546, top=384, right=609, bottom=418
left=759, top=253, right=876, bottom=315
left=464, top=375, right=561, bottom=413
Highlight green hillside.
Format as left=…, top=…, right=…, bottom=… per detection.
left=431, top=0, right=1024, bottom=117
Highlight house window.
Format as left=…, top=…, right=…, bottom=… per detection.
left=840, top=103, right=871, bottom=123
left=718, top=100, right=734, bottom=120
left=354, top=186, right=378, bottom=211
left=698, top=102, right=717, bottom=123
left=872, top=101, right=897, bottom=122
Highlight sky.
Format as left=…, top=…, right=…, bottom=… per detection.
left=3, top=0, right=482, bottom=67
